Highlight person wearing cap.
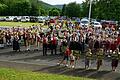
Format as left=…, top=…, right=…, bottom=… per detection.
left=96, top=48, right=104, bottom=70
left=111, top=48, right=120, bottom=71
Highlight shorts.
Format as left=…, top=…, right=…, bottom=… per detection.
left=63, top=56, right=69, bottom=61
left=70, top=60, right=74, bottom=63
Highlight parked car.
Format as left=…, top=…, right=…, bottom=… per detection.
left=38, top=17, right=45, bottom=23
left=5, top=16, right=14, bottom=21
left=80, top=18, right=89, bottom=27
left=93, top=22, right=102, bottom=28
left=101, top=21, right=117, bottom=29
left=13, top=16, right=21, bottom=22
left=30, top=16, right=38, bottom=22
left=21, top=16, right=30, bottom=22
left=0, top=17, right=5, bottom=21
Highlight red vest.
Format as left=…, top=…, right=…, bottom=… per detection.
left=43, top=37, right=47, bottom=44
left=117, top=37, right=120, bottom=46
left=52, top=37, right=57, bottom=45
left=65, top=48, right=71, bottom=56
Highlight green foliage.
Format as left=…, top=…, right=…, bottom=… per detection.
left=0, top=0, right=57, bottom=16
left=61, top=4, right=66, bottom=16
left=49, top=8, right=60, bottom=16
left=65, top=2, right=81, bottom=17
left=81, top=0, right=120, bottom=20
left=0, top=3, right=8, bottom=15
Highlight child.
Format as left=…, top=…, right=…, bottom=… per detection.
left=70, top=51, right=75, bottom=68
left=58, top=46, right=71, bottom=67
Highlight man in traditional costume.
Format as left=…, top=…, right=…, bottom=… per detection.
left=96, top=48, right=104, bottom=70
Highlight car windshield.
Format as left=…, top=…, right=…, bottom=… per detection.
left=94, top=23, right=99, bottom=25
left=81, top=21, right=89, bottom=24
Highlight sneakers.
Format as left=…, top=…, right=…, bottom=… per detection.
left=65, top=64, right=69, bottom=67
left=72, top=65, right=75, bottom=68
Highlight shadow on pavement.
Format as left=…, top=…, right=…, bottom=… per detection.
left=33, top=65, right=114, bottom=80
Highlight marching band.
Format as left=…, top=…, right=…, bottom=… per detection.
left=0, top=20, right=120, bottom=71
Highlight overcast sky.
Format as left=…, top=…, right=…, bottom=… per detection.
left=41, top=0, right=85, bottom=5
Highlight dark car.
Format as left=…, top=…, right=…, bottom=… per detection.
left=49, top=19, right=55, bottom=23
left=30, top=16, right=38, bottom=22
left=101, top=21, right=117, bottom=29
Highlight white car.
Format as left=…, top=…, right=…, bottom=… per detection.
left=5, top=16, right=14, bottom=21
left=93, top=22, right=102, bottom=28
left=21, top=16, right=30, bottom=22
left=80, top=18, right=89, bottom=27
left=37, top=16, right=45, bottom=23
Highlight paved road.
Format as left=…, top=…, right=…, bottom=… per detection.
left=0, top=47, right=120, bottom=80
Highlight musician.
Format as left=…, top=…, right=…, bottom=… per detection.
left=61, top=36, right=67, bottom=54
left=42, top=34, right=48, bottom=56
left=26, top=30, right=31, bottom=51
left=96, top=48, right=104, bottom=70
left=111, top=48, right=120, bottom=71
left=13, top=34, right=20, bottom=52
left=51, top=34, right=58, bottom=55
left=85, top=48, right=93, bottom=69
left=35, top=30, right=41, bottom=50
left=0, top=30, right=4, bottom=48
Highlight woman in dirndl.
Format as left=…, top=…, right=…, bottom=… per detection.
left=13, top=35, right=20, bottom=52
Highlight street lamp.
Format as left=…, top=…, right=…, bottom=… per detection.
left=88, top=0, right=92, bottom=26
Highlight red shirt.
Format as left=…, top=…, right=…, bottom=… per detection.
left=43, top=37, right=47, bottom=44
left=117, top=37, right=120, bottom=46
left=65, top=48, right=71, bottom=56
left=52, top=37, right=57, bottom=45
left=110, top=41, right=117, bottom=51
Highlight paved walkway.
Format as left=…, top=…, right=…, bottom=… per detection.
left=0, top=47, right=120, bottom=80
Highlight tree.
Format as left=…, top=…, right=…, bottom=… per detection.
left=49, top=8, right=60, bottom=16
left=65, top=2, right=81, bottom=18
left=52, top=9, right=60, bottom=16
left=13, top=0, right=31, bottom=16
left=0, top=3, right=8, bottom=15
left=81, top=0, right=120, bottom=20
left=61, top=4, right=66, bottom=16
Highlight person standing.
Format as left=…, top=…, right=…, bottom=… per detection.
left=85, top=48, right=93, bottom=70
left=51, top=34, right=58, bottom=55
left=96, top=48, right=104, bottom=70
left=42, top=35, right=48, bottom=56
left=13, top=35, right=20, bottom=52
left=111, top=48, right=120, bottom=71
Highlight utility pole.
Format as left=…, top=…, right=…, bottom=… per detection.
left=88, top=0, right=92, bottom=26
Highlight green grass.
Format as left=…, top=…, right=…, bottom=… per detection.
left=0, top=22, right=48, bottom=28
left=0, top=68, right=96, bottom=80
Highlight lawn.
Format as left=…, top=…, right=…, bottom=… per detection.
left=0, top=68, right=96, bottom=80
left=0, top=22, right=48, bottom=28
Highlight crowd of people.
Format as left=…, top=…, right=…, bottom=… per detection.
left=0, top=20, right=120, bottom=71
